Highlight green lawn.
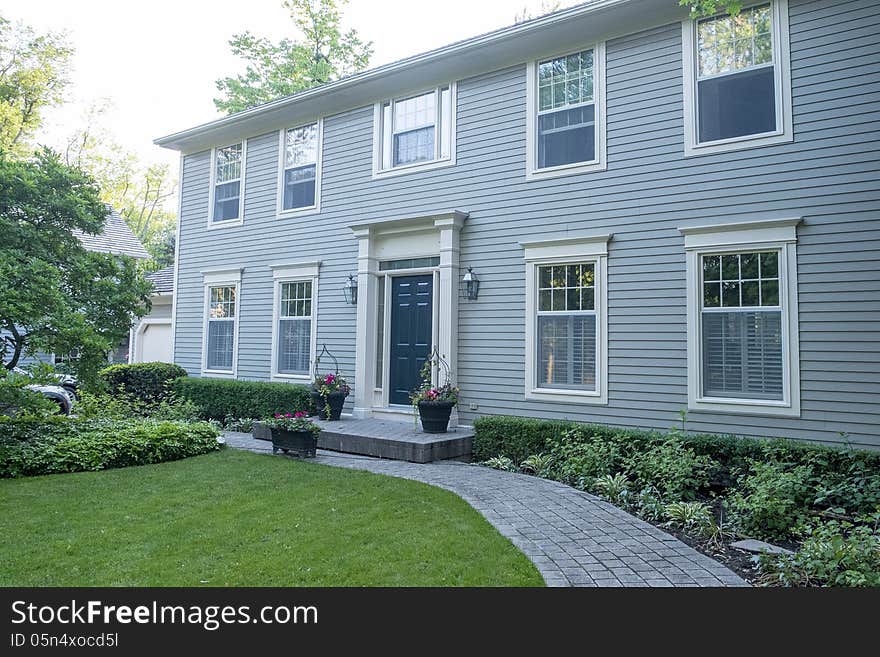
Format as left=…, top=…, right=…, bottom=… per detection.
left=0, top=449, right=542, bottom=586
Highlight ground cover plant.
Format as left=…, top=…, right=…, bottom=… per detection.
left=474, top=415, right=880, bottom=587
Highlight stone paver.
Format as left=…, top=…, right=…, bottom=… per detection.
left=224, top=432, right=749, bottom=588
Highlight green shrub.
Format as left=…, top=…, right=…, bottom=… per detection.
left=472, top=416, right=576, bottom=463
left=172, top=377, right=312, bottom=421
left=758, top=515, right=880, bottom=587
left=473, top=414, right=880, bottom=554
left=623, top=436, right=715, bottom=501
left=728, top=461, right=814, bottom=540
left=75, top=390, right=201, bottom=423
left=547, top=431, right=622, bottom=489
left=98, top=362, right=187, bottom=404
left=0, top=416, right=221, bottom=478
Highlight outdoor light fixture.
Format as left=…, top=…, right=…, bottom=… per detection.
left=343, top=274, right=358, bottom=305
left=461, top=267, right=480, bottom=301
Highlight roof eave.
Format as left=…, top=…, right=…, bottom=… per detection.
left=155, top=0, right=684, bottom=153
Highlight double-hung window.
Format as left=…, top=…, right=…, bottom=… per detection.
left=374, top=84, right=455, bottom=176
left=681, top=218, right=801, bottom=416
left=271, top=262, right=319, bottom=381
left=527, top=44, right=606, bottom=178
left=278, top=121, right=321, bottom=215
left=523, top=235, right=609, bottom=405
left=202, top=270, right=241, bottom=376
left=210, top=143, right=244, bottom=225
left=682, top=0, right=792, bottom=155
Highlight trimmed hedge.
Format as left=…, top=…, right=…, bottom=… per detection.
left=472, top=416, right=577, bottom=463
left=0, top=416, right=221, bottom=478
left=98, top=362, right=188, bottom=404
left=172, top=377, right=312, bottom=421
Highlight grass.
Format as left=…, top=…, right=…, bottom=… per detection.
left=0, top=448, right=543, bottom=586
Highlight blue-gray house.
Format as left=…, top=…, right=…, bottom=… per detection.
left=155, top=0, right=880, bottom=449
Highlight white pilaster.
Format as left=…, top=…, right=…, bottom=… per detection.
left=352, top=226, right=377, bottom=419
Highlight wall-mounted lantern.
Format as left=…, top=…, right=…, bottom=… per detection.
left=461, top=267, right=480, bottom=301
left=343, top=274, right=358, bottom=305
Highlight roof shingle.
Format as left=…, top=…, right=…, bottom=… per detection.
left=73, top=206, right=151, bottom=259
left=145, top=266, right=175, bottom=294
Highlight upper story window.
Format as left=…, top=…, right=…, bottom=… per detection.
left=373, top=84, right=455, bottom=177
left=526, top=44, right=606, bottom=179
left=682, top=0, right=792, bottom=156
left=210, top=143, right=245, bottom=225
left=278, top=121, right=321, bottom=215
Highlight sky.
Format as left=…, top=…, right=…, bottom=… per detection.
left=4, top=0, right=576, bottom=172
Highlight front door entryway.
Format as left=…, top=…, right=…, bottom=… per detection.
left=389, top=274, right=434, bottom=405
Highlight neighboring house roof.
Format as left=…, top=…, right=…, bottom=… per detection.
left=145, top=266, right=175, bottom=294
left=154, top=0, right=682, bottom=153
left=73, top=206, right=151, bottom=260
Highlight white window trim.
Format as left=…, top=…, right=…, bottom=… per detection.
left=680, top=217, right=801, bottom=416
left=682, top=0, right=793, bottom=157
left=207, top=140, right=247, bottom=229
left=201, top=269, right=243, bottom=378
left=526, top=42, right=607, bottom=180
left=371, top=83, right=457, bottom=179
left=276, top=120, right=323, bottom=219
left=269, top=261, right=320, bottom=382
left=522, top=234, right=611, bottom=405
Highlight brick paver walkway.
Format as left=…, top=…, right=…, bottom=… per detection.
left=224, top=432, right=748, bottom=587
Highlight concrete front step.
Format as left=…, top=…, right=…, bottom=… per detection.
left=253, top=417, right=473, bottom=463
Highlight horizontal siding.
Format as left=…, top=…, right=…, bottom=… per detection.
left=174, top=0, right=880, bottom=449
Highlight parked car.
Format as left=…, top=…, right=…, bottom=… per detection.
left=25, top=383, right=74, bottom=415
left=11, top=367, right=76, bottom=414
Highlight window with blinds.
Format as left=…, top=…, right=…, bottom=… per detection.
left=536, top=262, right=597, bottom=391
left=206, top=285, right=236, bottom=371
left=700, top=250, right=784, bottom=400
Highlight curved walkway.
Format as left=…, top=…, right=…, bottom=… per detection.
left=224, top=432, right=748, bottom=587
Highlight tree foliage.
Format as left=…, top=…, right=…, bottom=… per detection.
left=0, top=149, right=153, bottom=380
left=514, top=1, right=562, bottom=23
left=0, top=15, right=73, bottom=157
left=214, top=0, right=373, bottom=114
left=680, top=0, right=743, bottom=17
left=64, top=102, right=177, bottom=267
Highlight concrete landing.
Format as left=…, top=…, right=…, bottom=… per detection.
left=253, top=417, right=473, bottom=463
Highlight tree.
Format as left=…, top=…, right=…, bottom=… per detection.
left=214, top=0, right=373, bottom=114
left=0, top=149, right=153, bottom=381
left=0, top=15, right=73, bottom=157
left=64, top=101, right=178, bottom=266
left=514, top=1, right=562, bottom=23
left=680, top=0, right=743, bottom=17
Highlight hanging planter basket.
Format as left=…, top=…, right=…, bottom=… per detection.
left=312, top=345, right=350, bottom=421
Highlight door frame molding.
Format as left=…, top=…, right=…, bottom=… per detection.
left=349, top=210, right=467, bottom=421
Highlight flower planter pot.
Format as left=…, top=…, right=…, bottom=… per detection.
left=270, top=428, right=318, bottom=458
left=311, top=390, right=348, bottom=421
left=418, top=400, right=455, bottom=434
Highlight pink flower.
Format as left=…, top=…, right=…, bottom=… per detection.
left=295, top=411, right=307, bottom=418
left=325, top=373, right=335, bottom=384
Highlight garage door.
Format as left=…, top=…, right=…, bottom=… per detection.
left=137, top=322, right=173, bottom=363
